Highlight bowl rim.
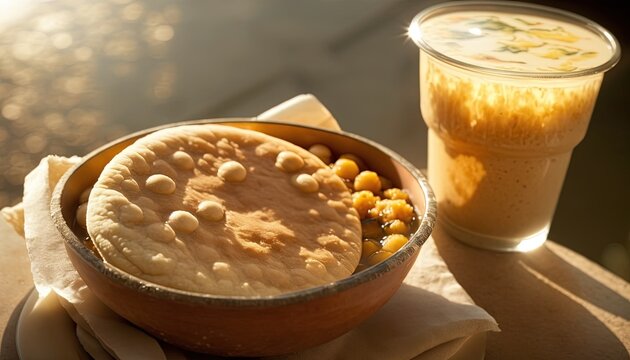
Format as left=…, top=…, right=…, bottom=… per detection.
left=51, top=118, right=437, bottom=307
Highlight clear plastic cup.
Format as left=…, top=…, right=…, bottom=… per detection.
left=409, top=1, right=620, bottom=251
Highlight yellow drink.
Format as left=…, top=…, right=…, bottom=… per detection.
left=410, top=1, right=620, bottom=251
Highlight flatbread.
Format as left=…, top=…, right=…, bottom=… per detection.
left=86, top=124, right=361, bottom=296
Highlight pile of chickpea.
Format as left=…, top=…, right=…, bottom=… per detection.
left=307, top=144, right=418, bottom=271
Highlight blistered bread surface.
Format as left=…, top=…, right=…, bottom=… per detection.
left=86, top=124, right=361, bottom=296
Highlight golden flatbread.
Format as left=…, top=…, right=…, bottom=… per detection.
left=86, top=124, right=361, bottom=296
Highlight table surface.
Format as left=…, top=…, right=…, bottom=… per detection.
left=1, top=219, right=629, bottom=359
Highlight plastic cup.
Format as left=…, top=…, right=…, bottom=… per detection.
left=409, top=1, right=620, bottom=251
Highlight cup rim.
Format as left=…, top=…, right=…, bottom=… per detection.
left=408, top=0, right=621, bottom=79
left=51, top=118, right=437, bottom=308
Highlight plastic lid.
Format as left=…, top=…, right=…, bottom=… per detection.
left=409, top=1, right=620, bottom=78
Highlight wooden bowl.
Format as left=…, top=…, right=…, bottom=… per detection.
left=51, top=119, right=437, bottom=357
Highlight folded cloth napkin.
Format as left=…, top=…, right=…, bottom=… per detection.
left=2, top=94, right=498, bottom=360
left=257, top=94, right=341, bottom=131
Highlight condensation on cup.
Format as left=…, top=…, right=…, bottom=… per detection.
left=409, top=1, right=620, bottom=251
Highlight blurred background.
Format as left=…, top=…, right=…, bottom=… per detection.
left=0, top=0, right=628, bottom=279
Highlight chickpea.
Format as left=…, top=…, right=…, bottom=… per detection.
left=352, top=190, right=378, bottom=219
left=339, top=153, right=367, bottom=171
left=383, top=188, right=409, bottom=201
left=373, top=199, right=414, bottom=223
left=384, top=219, right=409, bottom=235
left=361, top=240, right=381, bottom=259
left=332, top=158, right=359, bottom=180
left=323, top=150, right=418, bottom=271
left=367, top=206, right=380, bottom=220
left=361, top=219, right=384, bottom=239
left=366, top=250, right=392, bottom=266
left=382, top=234, right=409, bottom=253
left=308, top=144, right=332, bottom=164
left=353, top=171, right=381, bottom=193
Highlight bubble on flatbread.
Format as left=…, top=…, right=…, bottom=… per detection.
left=218, top=161, right=246, bottom=182
left=240, top=282, right=253, bottom=293
left=212, top=262, right=238, bottom=282
left=305, top=258, right=327, bottom=277
left=121, top=179, right=140, bottom=192
left=197, top=158, right=210, bottom=171
left=197, top=200, right=224, bottom=221
left=291, top=174, right=319, bottom=193
left=145, top=174, right=176, bottom=194
left=146, top=253, right=175, bottom=275
left=170, top=151, right=195, bottom=170
left=127, top=152, right=151, bottom=175
left=119, top=203, right=144, bottom=224
left=146, top=223, right=176, bottom=242
left=275, top=151, right=304, bottom=173
left=168, top=210, right=199, bottom=233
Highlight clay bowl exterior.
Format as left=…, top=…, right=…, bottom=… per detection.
left=51, top=119, right=437, bottom=357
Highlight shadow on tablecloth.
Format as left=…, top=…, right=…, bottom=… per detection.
left=432, top=225, right=630, bottom=360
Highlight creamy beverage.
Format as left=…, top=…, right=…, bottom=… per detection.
left=410, top=2, right=620, bottom=251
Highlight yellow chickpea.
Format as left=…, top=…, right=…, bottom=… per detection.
left=332, top=158, right=360, bottom=180
left=361, top=219, right=384, bottom=239
left=367, top=206, right=380, bottom=220
left=352, top=190, right=378, bottom=219
left=384, top=219, right=409, bottom=235
left=383, top=188, right=409, bottom=201
left=339, top=153, right=367, bottom=171
left=366, top=250, right=392, bottom=266
left=361, top=240, right=381, bottom=259
left=373, top=199, right=414, bottom=223
left=382, top=234, right=409, bottom=253
left=354, top=171, right=381, bottom=193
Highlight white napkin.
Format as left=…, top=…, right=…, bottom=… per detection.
left=257, top=94, right=341, bottom=131
left=2, top=94, right=498, bottom=360
left=7, top=156, right=168, bottom=360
